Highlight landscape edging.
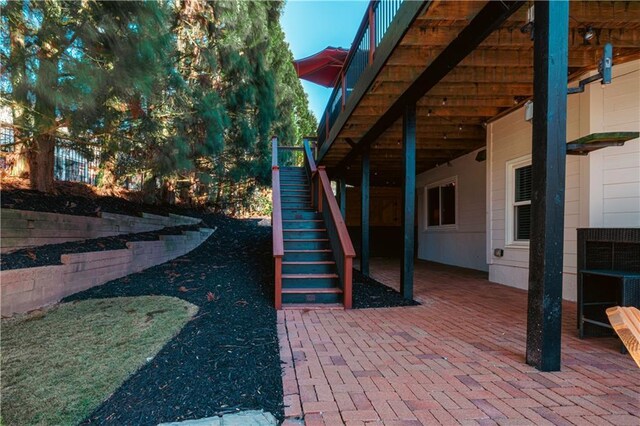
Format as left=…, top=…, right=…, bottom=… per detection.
left=0, top=208, right=202, bottom=253
left=0, top=228, right=215, bottom=316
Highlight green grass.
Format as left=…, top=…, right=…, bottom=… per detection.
left=1, top=296, right=198, bottom=426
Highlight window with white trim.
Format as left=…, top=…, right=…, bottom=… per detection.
left=425, top=177, right=457, bottom=228
left=506, top=156, right=532, bottom=245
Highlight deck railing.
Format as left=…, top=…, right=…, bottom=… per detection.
left=317, top=0, right=404, bottom=147
left=303, top=139, right=356, bottom=308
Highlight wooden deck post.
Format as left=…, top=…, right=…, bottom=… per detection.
left=361, top=146, right=370, bottom=275
left=525, top=0, right=569, bottom=372
left=401, top=103, right=416, bottom=300
left=339, top=177, right=347, bottom=219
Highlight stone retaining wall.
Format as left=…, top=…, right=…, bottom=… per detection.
left=1, top=227, right=215, bottom=316
left=0, top=209, right=201, bottom=253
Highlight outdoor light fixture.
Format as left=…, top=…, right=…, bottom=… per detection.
left=584, top=26, right=595, bottom=41
left=443, top=133, right=447, bottom=140
left=520, top=5, right=535, bottom=40
left=520, top=21, right=534, bottom=36
left=442, top=97, right=447, bottom=106
left=458, top=124, right=463, bottom=131
left=427, top=109, right=432, bottom=117
left=568, top=43, right=613, bottom=94
left=581, top=25, right=596, bottom=44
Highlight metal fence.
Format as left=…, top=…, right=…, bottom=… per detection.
left=54, top=140, right=100, bottom=185
left=0, top=123, right=100, bottom=185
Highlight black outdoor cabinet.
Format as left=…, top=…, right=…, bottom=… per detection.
left=577, top=228, right=640, bottom=339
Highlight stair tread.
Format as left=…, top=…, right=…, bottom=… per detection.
left=283, top=261, right=335, bottom=265
left=284, top=249, right=332, bottom=252
left=283, top=303, right=344, bottom=310
left=283, top=229, right=327, bottom=232
left=282, top=219, right=323, bottom=222
left=282, top=273, right=339, bottom=279
left=284, top=238, right=328, bottom=242
left=282, top=287, right=342, bottom=294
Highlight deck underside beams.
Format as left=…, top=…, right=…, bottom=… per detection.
left=318, top=0, right=640, bottom=185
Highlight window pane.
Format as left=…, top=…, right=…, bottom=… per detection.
left=441, top=183, right=456, bottom=225
left=427, top=187, right=440, bottom=226
left=515, top=165, right=532, bottom=202
left=515, top=204, right=531, bottom=240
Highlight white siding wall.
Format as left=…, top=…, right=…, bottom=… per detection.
left=416, top=148, right=487, bottom=271
left=487, top=60, right=640, bottom=301
left=586, top=60, right=640, bottom=227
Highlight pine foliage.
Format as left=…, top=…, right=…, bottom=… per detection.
left=1, top=0, right=316, bottom=212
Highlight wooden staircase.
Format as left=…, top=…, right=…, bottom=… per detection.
left=280, top=167, right=342, bottom=304
left=272, top=139, right=355, bottom=309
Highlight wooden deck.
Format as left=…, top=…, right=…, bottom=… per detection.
left=317, top=0, right=640, bottom=185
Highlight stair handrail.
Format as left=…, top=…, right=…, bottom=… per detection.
left=272, top=136, right=283, bottom=309
left=303, top=139, right=356, bottom=308
left=303, top=139, right=317, bottom=174
left=302, top=139, right=318, bottom=207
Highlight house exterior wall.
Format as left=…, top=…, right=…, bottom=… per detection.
left=582, top=60, right=640, bottom=228
left=487, top=59, right=640, bottom=301
left=416, top=148, right=488, bottom=272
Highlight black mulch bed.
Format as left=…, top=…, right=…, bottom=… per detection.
left=352, top=268, right=420, bottom=309
left=1, top=188, right=206, bottom=218
left=1, top=224, right=203, bottom=271
left=63, top=214, right=283, bottom=425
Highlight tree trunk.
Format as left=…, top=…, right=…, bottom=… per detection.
left=7, top=0, right=30, bottom=178
left=27, top=133, right=56, bottom=193
left=142, top=175, right=159, bottom=204
left=29, top=5, right=59, bottom=193
left=161, top=179, right=176, bottom=205
left=8, top=143, right=30, bottom=178
left=99, top=155, right=119, bottom=193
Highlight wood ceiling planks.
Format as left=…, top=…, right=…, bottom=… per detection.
left=319, top=1, right=640, bottom=186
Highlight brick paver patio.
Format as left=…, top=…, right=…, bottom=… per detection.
left=278, top=259, right=640, bottom=425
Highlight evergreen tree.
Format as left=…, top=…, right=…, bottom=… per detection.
left=1, top=0, right=316, bottom=212
left=1, top=0, right=170, bottom=192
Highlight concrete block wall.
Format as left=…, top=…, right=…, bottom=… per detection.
left=1, top=209, right=201, bottom=253
left=1, top=227, right=215, bottom=316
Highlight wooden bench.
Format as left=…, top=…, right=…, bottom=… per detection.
left=606, top=306, right=640, bottom=368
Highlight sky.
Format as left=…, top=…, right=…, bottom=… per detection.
left=280, top=0, right=369, bottom=121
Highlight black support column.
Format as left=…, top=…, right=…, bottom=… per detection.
left=401, top=103, right=416, bottom=299
left=525, top=0, right=569, bottom=372
left=361, top=147, right=370, bottom=275
left=339, top=177, right=347, bottom=219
